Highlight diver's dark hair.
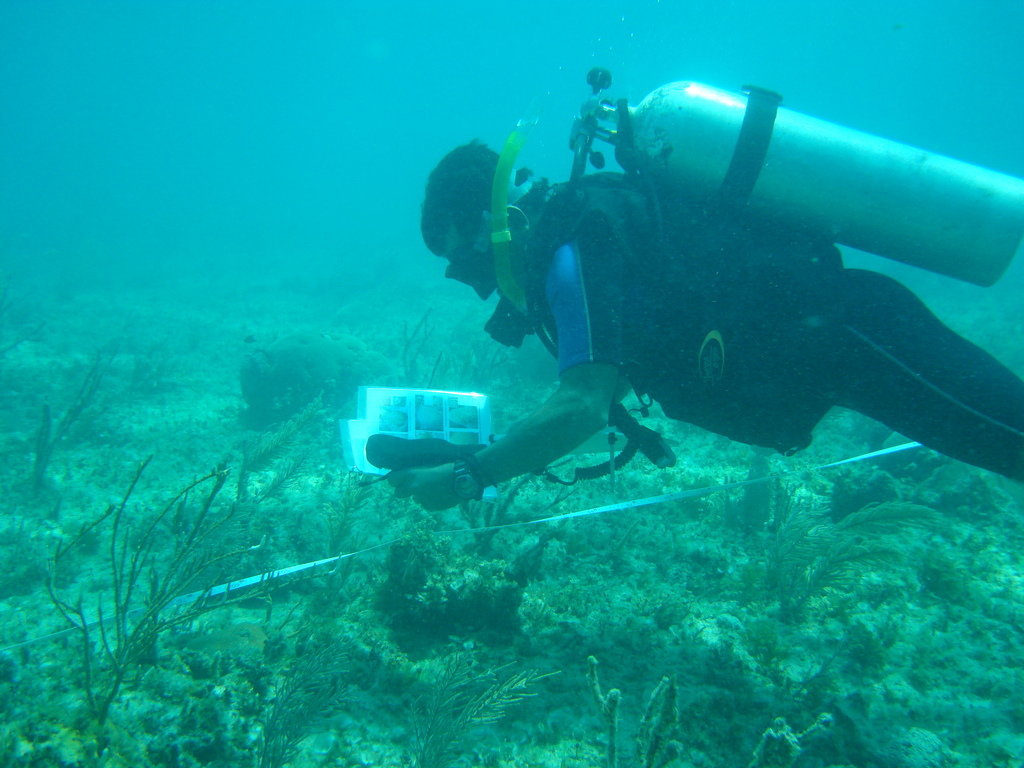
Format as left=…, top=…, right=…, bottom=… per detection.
left=421, top=141, right=498, bottom=256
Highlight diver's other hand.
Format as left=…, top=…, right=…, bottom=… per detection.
left=388, top=464, right=460, bottom=511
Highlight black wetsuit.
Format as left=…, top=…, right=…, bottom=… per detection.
left=518, top=173, right=1024, bottom=479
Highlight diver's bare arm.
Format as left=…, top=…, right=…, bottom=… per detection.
left=473, top=362, right=624, bottom=483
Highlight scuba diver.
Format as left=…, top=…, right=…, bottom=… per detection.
left=389, top=76, right=1024, bottom=510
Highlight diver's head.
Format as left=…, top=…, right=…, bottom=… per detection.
left=421, top=141, right=499, bottom=300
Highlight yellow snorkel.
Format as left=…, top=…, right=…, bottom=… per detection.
left=490, top=112, right=538, bottom=312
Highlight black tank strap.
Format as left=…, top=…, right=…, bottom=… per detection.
left=717, top=86, right=782, bottom=212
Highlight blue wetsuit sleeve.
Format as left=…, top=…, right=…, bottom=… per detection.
left=545, top=241, right=622, bottom=373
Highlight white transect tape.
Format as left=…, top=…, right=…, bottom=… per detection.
left=189, top=547, right=390, bottom=603
left=440, top=441, right=923, bottom=532
left=1, top=441, right=922, bottom=653
left=813, top=441, right=923, bottom=469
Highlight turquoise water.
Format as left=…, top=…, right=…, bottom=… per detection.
left=2, top=2, right=1024, bottom=766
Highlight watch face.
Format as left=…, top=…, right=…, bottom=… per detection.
left=453, top=474, right=477, bottom=498
left=452, top=462, right=482, bottom=500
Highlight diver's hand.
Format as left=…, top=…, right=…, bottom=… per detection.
left=388, top=464, right=460, bottom=511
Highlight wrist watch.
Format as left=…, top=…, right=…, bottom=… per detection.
left=451, top=457, right=491, bottom=501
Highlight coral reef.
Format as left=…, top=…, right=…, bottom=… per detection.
left=0, top=274, right=1022, bottom=767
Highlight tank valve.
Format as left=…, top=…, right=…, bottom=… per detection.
left=569, top=68, right=619, bottom=180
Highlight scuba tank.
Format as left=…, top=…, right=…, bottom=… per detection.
left=570, top=71, right=1024, bottom=286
